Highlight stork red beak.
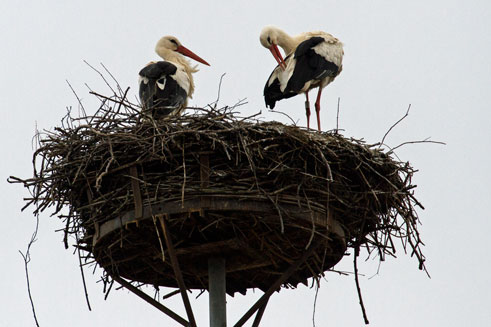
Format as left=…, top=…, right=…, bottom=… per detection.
left=176, top=45, right=210, bottom=66
left=269, top=44, right=286, bottom=70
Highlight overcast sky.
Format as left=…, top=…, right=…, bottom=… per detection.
left=2, top=1, right=490, bottom=326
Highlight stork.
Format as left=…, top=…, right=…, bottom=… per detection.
left=139, top=36, right=210, bottom=119
left=260, top=26, right=343, bottom=131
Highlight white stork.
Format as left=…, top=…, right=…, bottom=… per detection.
left=139, top=36, right=210, bottom=119
left=260, top=26, right=343, bottom=131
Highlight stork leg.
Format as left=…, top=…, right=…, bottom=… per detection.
left=314, top=87, right=323, bottom=131
left=305, top=92, right=311, bottom=129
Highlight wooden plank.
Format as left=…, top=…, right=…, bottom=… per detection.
left=129, top=166, right=143, bottom=219
left=95, top=197, right=345, bottom=244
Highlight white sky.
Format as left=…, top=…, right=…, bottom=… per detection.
left=2, top=1, right=490, bottom=326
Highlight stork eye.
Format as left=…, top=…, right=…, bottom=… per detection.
left=170, top=39, right=178, bottom=45
left=267, top=36, right=271, bottom=44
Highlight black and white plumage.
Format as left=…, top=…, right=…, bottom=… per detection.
left=260, top=26, right=344, bottom=131
left=139, top=61, right=188, bottom=118
left=139, top=35, right=210, bottom=119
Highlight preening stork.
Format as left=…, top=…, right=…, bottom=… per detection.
left=260, top=26, right=343, bottom=131
left=139, top=36, right=210, bottom=119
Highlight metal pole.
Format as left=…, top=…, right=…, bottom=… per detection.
left=209, top=257, right=226, bottom=327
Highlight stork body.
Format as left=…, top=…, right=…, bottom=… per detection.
left=260, top=26, right=343, bottom=130
left=139, top=61, right=189, bottom=118
left=139, top=36, right=209, bottom=119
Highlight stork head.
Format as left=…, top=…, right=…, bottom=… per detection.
left=155, top=35, right=210, bottom=66
left=259, top=26, right=287, bottom=70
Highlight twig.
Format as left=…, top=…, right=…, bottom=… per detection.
left=387, top=138, right=446, bottom=154
left=31, top=121, right=41, bottom=151
left=312, top=247, right=328, bottom=327
left=380, top=104, right=411, bottom=148
left=83, top=60, right=117, bottom=95
left=76, top=234, right=92, bottom=311
left=89, top=91, right=140, bottom=112
left=104, top=279, right=114, bottom=300
left=354, top=246, right=369, bottom=324
left=19, top=215, right=41, bottom=327
left=66, top=80, right=87, bottom=118
left=100, top=62, right=124, bottom=96
left=268, top=109, right=299, bottom=126
left=213, top=73, right=226, bottom=109
left=303, top=189, right=315, bottom=249
left=312, top=281, right=320, bottom=327
left=95, top=138, right=115, bottom=191
left=335, top=97, right=340, bottom=133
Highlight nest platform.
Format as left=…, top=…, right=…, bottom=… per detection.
left=94, top=195, right=346, bottom=295
left=11, top=99, right=425, bottom=297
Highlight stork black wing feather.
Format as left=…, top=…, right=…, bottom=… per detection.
left=285, top=37, right=340, bottom=93
left=139, top=61, right=177, bottom=79
left=264, top=65, right=297, bottom=109
left=139, top=61, right=186, bottom=118
left=294, top=37, right=325, bottom=58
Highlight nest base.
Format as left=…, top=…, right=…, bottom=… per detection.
left=92, top=196, right=346, bottom=295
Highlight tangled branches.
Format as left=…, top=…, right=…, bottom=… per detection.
left=9, top=89, right=426, bottom=296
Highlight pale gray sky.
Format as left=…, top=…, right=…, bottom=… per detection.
left=2, top=1, right=490, bottom=326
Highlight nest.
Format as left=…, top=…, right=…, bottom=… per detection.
left=11, top=91, right=426, bottom=296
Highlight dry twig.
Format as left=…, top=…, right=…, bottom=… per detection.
left=19, top=215, right=41, bottom=327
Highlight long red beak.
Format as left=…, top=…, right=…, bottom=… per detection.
left=269, top=43, right=286, bottom=70
left=176, top=45, right=210, bottom=66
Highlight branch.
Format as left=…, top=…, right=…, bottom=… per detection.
left=387, top=138, right=446, bottom=155
left=380, top=104, right=411, bottom=148
left=100, top=62, right=124, bottom=96
left=214, top=73, right=226, bottom=109
left=83, top=60, right=117, bottom=96
left=268, top=109, right=298, bottom=126
left=76, top=234, right=92, bottom=311
left=335, top=97, right=341, bottom=133
left=66, top=80, right=87, bottom=118
left=354, top=246, right=369, bottom=325
left=19, top=215, right=41, bottom=327
left=312, top=281, right=320, bottom=327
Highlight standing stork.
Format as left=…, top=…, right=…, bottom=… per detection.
left=260, top=26, right=343, bottom=131
left=139, top=36, right=210, bottom=119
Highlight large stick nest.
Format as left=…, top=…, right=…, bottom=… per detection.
left=11, top=91, right=426, bottom=296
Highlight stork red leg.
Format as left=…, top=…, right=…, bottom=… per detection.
left=314, top=87, right=323, bottom=131
left=305, top=92, right=311, bottom=129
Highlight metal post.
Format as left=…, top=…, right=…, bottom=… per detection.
left=209, top=257, right=226, bottom=327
